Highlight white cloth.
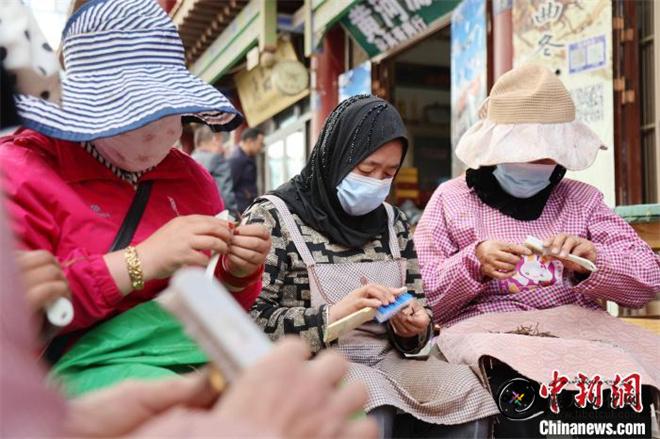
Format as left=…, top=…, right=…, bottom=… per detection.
left=456, top=118, right=605, bottom=171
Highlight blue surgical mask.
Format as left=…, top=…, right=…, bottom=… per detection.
left=492, top=163, right=556, bottom=198
left=336, top=172, right=393, bottom=216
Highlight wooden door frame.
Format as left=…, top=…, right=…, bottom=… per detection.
left=613, top=0, right=643, bottom=205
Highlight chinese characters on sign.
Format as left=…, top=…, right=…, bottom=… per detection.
left=536, top=33, right=563, bottom=57
left=348, top=1, right=428, bottom=53
left=530, top=0, right=565, bottom=58
left=570, top=84, right=604, bottom=123
left=512, top=0, right=615, bottom=206
left=342, top=0, right=460, bottom=57
left=532, top=0, right=563, bottom=27
left=539, top=371, right=643, bottom=414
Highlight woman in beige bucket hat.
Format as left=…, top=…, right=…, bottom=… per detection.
left=456, top=63, right=604, bottom=172
left=412, top=63, right=659, bottom=433
left=415, top=62, right=658, bottom=324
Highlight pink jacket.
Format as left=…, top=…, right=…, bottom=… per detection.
left=0, top=129, right=261, bottom=333
left=414, top=177, right=660, bottom=326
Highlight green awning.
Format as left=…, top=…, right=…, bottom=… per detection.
left=304, top=0, right=360, bottom=55
left=340, top=0, right=460, bottom=58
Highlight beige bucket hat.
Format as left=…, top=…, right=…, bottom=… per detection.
left=455, top=64, right=606, bottom=171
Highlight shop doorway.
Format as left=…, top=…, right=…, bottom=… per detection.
left=377, top=26, right=452, bottom=209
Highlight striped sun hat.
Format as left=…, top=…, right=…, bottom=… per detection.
left=14, top=0, right=243, bottom=142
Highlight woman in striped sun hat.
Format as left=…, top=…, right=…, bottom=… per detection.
left=0, top=0, right=272, bottom=391
left=16, top=0, right=243, bottom=141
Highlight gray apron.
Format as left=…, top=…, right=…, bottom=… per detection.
left=263, top=195, right=498, bottom=425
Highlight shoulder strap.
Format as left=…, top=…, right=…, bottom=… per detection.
left=108, top=180, right=154, bottom=252
left=44, top=179, right=154, bottom=366
left=383, top=203, right=401, bottom=259
left=263, top=196, right=401, bottom=263
left=261, top=195, right=316, bottom=267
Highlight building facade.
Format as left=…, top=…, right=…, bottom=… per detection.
left=171, top=0, right=659, bottom=320
left=171, top=0, right=659, bottom=207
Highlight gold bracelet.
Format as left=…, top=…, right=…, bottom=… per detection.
left=124, top=246, right=145, bottom=291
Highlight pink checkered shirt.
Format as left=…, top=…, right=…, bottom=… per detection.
left=414, top=177, right=660, bottom=327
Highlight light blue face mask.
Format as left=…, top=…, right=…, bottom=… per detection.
left=336, top=172, right=393, bottom=216
left=492, top=163, right=556, bottom=198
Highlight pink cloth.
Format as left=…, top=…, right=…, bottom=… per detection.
left=414, top=176, right=660, bottom=326
left=0, top=200, right=65, bottom=436
left=438, top=305, right=660, bottom=392
left=0, top=129, right=261, bottom=333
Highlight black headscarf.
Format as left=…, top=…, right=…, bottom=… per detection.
left=465, top=165, right=566, bottom=221
left=270, top=95, right=408, bottom=248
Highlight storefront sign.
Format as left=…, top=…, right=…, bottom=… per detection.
left=272, top=60, right=309, bottom=96
left=513, top=0, right=615, bottom=205
left=235, top=40, right=309, bottom=127
left=450, top=0, right=487, bottom=176
left=342, top=0, right=459, bottom=58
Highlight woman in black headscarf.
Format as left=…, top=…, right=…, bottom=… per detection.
left=243, top=95, right=498, bottom=438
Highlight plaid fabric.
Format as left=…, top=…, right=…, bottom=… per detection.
left=245, top=198, right=426, bottom=353
left=247, top=196, right=498, bottom=424
left=346, top=349, right=499, bottom=424
left=414, top=177, right=660, bottom=326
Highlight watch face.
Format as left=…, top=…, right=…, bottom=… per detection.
left=497, top=378, right=538, bottom=420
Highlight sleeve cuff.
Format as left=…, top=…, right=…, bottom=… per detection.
left=217, top=258, right=265, bottom=289
left=88, top=254, right=124, bottom=308
left=463, top=241, right=485, bottom=283
left=571, top=243, right=612, bottom=295
left=228, top=279, right=263, bottom=311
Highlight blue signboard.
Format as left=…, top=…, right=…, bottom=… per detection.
left=339, top=61, right=372, bottom=102
left=568, top=35, right=607, bottom=75
left=450, top=0, right=487, bottom=155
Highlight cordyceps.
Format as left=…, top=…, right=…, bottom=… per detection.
left=493, top=322, right=558, bottom=338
